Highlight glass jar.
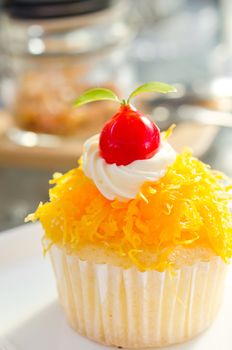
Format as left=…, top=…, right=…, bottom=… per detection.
left=1, top=0, right=134, bottom=146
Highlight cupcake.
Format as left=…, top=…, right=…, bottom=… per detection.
left=26, top=82, right=232, bottom=348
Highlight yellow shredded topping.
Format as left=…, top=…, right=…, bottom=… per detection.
left=27, top=151, right=232, bottom=271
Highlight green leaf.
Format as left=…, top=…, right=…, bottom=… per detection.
left=74, top=88, right=120, bottom=107
left=128, top=82, right=177, bottom=102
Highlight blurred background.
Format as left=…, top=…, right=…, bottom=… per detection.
left=1, top=0, right=232, bottom=231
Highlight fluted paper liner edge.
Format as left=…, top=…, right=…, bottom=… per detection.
left=50, top=245, right=227, bottom=348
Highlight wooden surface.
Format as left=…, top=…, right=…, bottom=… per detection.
left=0, top=110, right=219, bottom=169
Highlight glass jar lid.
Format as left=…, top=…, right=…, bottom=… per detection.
left=5, top=0, right=113, bottom=19
left=2, top=0, right=133, bottom=58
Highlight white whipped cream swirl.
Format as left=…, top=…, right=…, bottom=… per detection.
left=82, top=134, right=176, bottom=201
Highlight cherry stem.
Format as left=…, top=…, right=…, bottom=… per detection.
left=121, top=99, right=128, bottom=106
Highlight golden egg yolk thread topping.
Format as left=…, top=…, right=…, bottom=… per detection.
left=27, top=150, right=232, bottom=271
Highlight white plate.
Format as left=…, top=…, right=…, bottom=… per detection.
left=0, top=224, right=232, bottom=350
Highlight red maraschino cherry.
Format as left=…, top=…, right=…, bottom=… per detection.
left=99, top=104, right=160, bottom=165
left=74, top=82, right=176, bottom=165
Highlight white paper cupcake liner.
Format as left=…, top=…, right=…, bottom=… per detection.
left=49, top=245, right=227, bottom=348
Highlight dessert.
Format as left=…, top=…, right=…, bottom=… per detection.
left=26, top=82, right=232, bottom=348
left=13, top=69, right=119, bottom=137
